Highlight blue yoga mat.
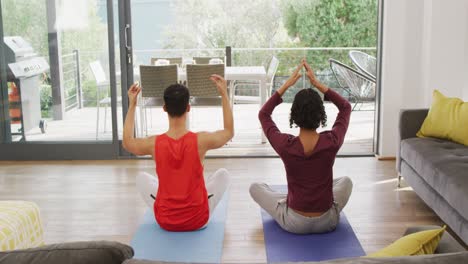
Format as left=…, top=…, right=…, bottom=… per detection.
left=131, top=193, right=228, bottom=263
left=262, top=185, right=365, bottom=263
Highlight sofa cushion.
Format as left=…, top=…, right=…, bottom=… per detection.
left=400, top=137, right=468, bottom=220
left=0, top=201, right=44, bottom=251
left=404, top=226, right=466, bottom=254
left=0, top=241, right=133, bottom=264
left=367, top=226, right=446, bottom=257
left=416, top=90, right=468, bottom=146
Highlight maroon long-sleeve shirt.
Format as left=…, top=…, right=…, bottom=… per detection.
left=259, top=89, right=351, bottom=212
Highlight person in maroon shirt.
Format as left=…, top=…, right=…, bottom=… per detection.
left=250, top=59, right=353, bottom=234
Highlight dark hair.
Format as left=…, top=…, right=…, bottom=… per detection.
left=289, top=88, right=327, bottom=129
left=163, top=84, right=190, bottom=117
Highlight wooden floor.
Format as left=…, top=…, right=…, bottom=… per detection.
left=0, top=158, right=450, bottom=263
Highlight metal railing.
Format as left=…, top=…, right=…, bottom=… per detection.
left=61, top=50, right=83, bottom=111
left=133, top=47, right=377, bottom=105
left=61, top=47, right=376, bottom=108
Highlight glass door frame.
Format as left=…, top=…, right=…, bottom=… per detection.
left=117, top=0, right=133, bottom=157
left=0, top=0, right=121, bottom=160
left=0, top=2, right=8, bottom=144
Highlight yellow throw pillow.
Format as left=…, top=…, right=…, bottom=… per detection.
left=416, top=90, right=468, bottom=146
left=367, top=226, right=446, bottom=257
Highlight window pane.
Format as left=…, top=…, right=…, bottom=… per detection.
left=1, top=0, right=114, bottom=142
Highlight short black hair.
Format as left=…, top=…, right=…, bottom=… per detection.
left=289, top=88, right=327, bottom=130
left=163, top=84, right=190, bottom=117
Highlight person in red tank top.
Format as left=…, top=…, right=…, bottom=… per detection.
left=123, top=75, right=234, bottom=231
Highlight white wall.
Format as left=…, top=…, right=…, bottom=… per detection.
left=378, top=0, right=468, bottom=157
left=378, top=0, right=426, bottom=157
left=426, top=0, right=468, bottom=100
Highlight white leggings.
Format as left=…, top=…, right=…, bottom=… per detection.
left=136, top=168, right=230, bottom=216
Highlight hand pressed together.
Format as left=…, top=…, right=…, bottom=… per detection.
left=277, top=58, right=329, bottom=97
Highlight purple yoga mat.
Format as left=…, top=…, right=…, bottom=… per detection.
left=262, top=185, right=365, bottom=263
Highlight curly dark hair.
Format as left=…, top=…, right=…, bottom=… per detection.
left=289, top=88, right=327, bottom=129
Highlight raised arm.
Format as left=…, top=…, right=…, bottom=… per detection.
left=259, top=61, right=302, bottom=153
left=304, top=60, right=351, bottom=147
left=198, top=75, right=234, bottom=155
left=122, top=83, right=155, bottom=156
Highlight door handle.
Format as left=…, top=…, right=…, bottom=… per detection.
left=124, top=24, right=132, bottom=64
left=125, top=24, right=131, bottom=51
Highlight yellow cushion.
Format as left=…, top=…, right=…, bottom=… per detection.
left=0, top=201, right=45, bottom=251
left=416, top=90, right=468, bottom=146
left=367, top=226, right=446, bottom=257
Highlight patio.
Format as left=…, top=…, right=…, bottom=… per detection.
left=19, top=101, right=375, bottom=156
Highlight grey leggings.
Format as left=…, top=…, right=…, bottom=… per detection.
left=249, top=177, right=353, bottom=234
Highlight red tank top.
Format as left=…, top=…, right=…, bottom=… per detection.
left=153, top=132, right=209, bottom=231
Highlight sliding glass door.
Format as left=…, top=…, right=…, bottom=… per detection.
left=121, top=0, right=380, bottom=157
left=0, top=0, right=121, bottom=159
left=0, top=0, right=382, bottom=160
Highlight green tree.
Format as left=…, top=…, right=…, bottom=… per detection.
left=2, top=0, right=48, bottom=56
left=163, top=0, right=290, bottom=49
left=281, top=0, right=377, bottom=69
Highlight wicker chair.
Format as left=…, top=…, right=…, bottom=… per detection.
left=139, top=65, right=178, bottom=135
left=329, top=59, right=376, bottom=111
left=185, top=64, right=226, bottom=128
left=193, top=57, right=224, bottom=65
left=150, top=57, right=183, bottom=66
left=232, top=56, right=279, bottom=104
left=349, top=50, right=377, bottom=82
left=186, top=64, right=225, bottom=99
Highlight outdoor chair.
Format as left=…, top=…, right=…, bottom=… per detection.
left=139, top=65, right=178, bottom=136
left=193, top=57, right=224, bottom=65
left=186, top=64, right=226, bottom=126
left=150, top=57, right=183, bottom=66
left=90, top=61, right=122, bottom=139
left=329, top=59, right=376, bottom=111
left=232, top=56, right=279, bottom=104
left=349, top=50, right=377, bottom=82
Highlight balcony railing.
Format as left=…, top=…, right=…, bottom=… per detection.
left=61, top=50, right=82, bottom=111
left=58, top=47, right=377, bottom=110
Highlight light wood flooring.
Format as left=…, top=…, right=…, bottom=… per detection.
left=0, top=158, right=454, bottom=262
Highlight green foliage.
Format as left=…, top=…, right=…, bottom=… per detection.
left=280, top=0, right=377, bottom=69
left=82, top=80, right=98, bottom=107
left=2, top=0, right=49, bottom=56
left=40, top=85, right=53, bottom=118
left=163, top=0, right=291, bottom=49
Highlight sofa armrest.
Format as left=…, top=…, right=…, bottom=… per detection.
left=397, top=109, right=429, bottom=173
left=0, top=241, right=134, bottom=264
left=399, top=109, right=429, bottom=141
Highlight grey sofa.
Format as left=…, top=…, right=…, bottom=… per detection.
left=0, top=241, right=134, bottom=264
left=0, top=226, right=466, bottom=263
left=397, top=109, right=468, bottom=245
